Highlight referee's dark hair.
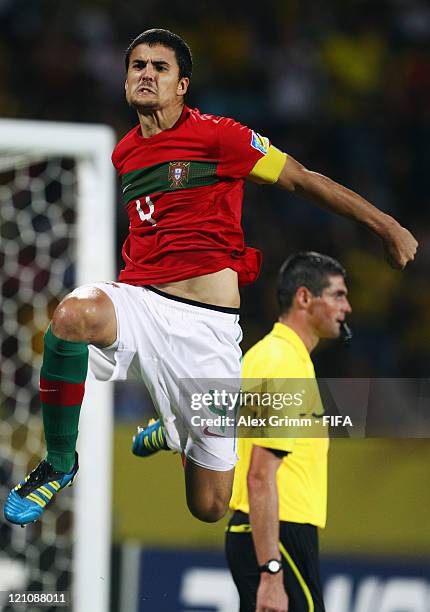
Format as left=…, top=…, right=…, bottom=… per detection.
left=125, top=29, right=193, bottom=80
left=277, top=252, right=346, bottom=314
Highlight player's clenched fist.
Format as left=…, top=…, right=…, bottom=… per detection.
left=380, top=219, right=418, bottom=269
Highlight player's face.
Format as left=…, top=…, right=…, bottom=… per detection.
left=125, top=44, right=189, bottom=112
left=309, top=275, right=352, bottom=339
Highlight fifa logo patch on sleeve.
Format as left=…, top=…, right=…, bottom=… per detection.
left=250, top=131, right=270, bottom=155
left=168, top=161, right=190, bottom=188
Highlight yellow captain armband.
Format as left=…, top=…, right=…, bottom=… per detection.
left=249, top=146, right=287, bottom=184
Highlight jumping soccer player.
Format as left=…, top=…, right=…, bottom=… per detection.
left=4, top=29, right=417, bottom=527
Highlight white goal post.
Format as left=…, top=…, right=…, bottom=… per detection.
left=0, top=119, right=116, bottom=612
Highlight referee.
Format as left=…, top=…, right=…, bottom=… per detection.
left=225, top=252, right=352, bottom=612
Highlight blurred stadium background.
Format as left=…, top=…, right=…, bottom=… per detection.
left=0, top=0, right=429, bottom=610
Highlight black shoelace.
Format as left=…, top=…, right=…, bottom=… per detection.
left=18, top=461, right=57, bottom=497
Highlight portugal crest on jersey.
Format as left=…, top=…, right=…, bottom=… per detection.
left=168, top=162, right=190, bottom=188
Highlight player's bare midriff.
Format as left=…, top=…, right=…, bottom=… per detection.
left=153, top=268, right=240, bottom=308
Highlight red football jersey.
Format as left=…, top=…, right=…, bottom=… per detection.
left=112, top=105, right=270, bottom=286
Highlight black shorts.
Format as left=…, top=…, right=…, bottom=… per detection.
left=225, top=511, right=326, bottom=612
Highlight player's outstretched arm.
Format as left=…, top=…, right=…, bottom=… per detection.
left=276, top=155, right=418, bottom=270
left=248, top=445, right=289, bottom=612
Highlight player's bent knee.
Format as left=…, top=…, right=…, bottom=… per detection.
left=187, top=497, right=229, bottom=523
left=185, top=461, right=234, bottom=523
left=51, top=287, right=117, bottom=345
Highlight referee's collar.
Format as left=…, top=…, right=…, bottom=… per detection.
left=270, top=322, right=309, bottom=359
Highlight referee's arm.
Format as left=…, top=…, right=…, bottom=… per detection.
left=247, top=445, right=289, bottom=612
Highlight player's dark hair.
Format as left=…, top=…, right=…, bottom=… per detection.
left=277, top=252, right=346, bottom=313
left=125, top=29, right=193, bottom=80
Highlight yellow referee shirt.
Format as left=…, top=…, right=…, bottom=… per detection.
left=230, top=322, right=329, bottom=528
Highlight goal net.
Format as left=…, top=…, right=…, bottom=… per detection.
left=0, top=119, right=116, bottom=612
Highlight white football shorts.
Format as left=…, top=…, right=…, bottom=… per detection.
left=86, top=282, right=242, bottom=471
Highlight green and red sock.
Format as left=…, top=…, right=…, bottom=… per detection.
left=40, top=326, right=88, bottom=472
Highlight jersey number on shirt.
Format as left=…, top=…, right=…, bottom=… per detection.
left=136, top=196, right=156, bottom=226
